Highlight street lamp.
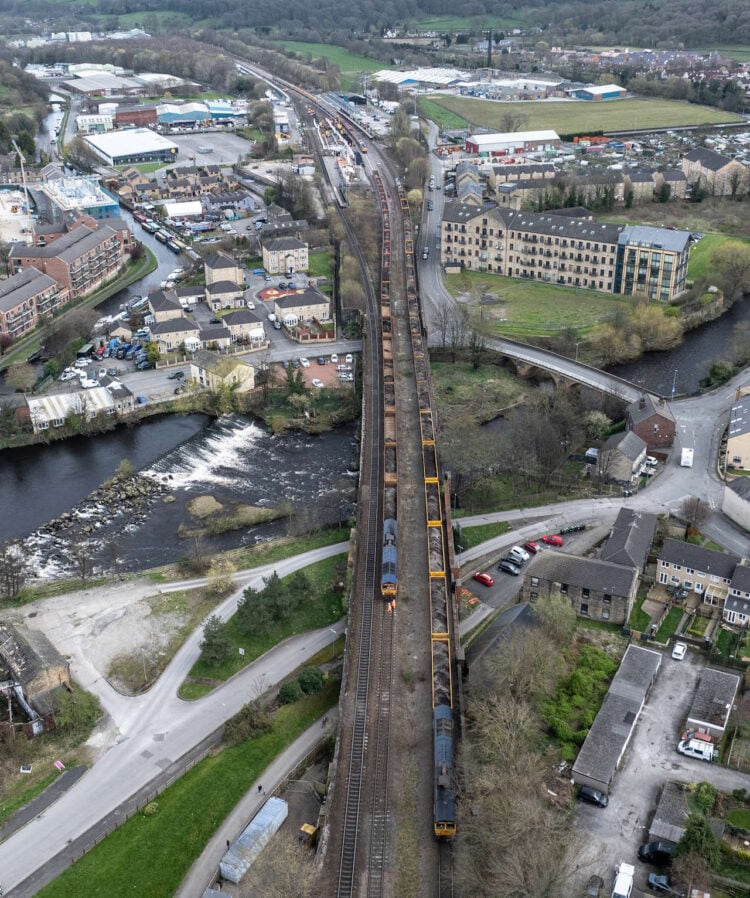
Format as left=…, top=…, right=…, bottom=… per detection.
left=575, top=341, right=581, bottom=362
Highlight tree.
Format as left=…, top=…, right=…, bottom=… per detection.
left=535, top=592, right=576, bottom=643
left=710, top=242, right=750, bottom=301
left=238, top=831, right=317, bottom=898
left=0, top=397, right=22, bottom=438
left=679, top=497, right=711, bottom=528
left=200, top=615, right=232, bottom=664
left=69, top=536, right=94, bottom=581
left=5, top=362, right=36, bottom=393
left=675, top=814, right=720, bottom=867
left=224, top=700, right=272, bottom=745
left=146, top=342, right=161, bottom=365
left=278, top=680, right=302, bottom=703
left=656, top=181, right=671, bottom=203
left=297, top=666, right=324, bottom=695
left=499, top=110, right=528, bottom=132
left=583, top=410, right=612, bottom=440
left=16, top=129, right=36, bottom=160
left=0, top=541, right=29, bottom=599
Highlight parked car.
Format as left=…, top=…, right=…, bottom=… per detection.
left=473, top=572, right=495, bottom=587
left=107, top=367, right=121, bottom=377
left=300, top=357, right=310, bottom=368
left=277, top=282, right=287, bottom=290
left=542, top=534, right=564, bottom=547
left=586, top=875, right=604, bottom=897
left=671, top=642, right=687, bottom=661
left=523, top=541, right=539, bottom=555
left=311, top=379, right=324, bottom=388
left=210, top=317, right=222, bottom=324
left=59, top=370, right=77, bottom=381
left=167, top=370, right=185, bottom=380
left=509, top=545, right=530, bottom=563
left=317, top=356, right=326, bottom=365
left=330, top=353, right=338, bottom=364
left=647, top=874, right=681, bottom=895
left=577, top=786, right=608, bottom=808
left=638, top=842, right=676, bottom=866
left=498, top=559, right=521, bottom=576
left=345, top=353, right=353, bottom=364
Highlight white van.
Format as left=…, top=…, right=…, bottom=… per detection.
left=611, top=862, right=634, bottom=898
left=508, top=545, right=530, bottom=564
left=677, top=738, right=716, bottom=762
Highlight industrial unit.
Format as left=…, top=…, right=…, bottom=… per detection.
left=83, top=129, right=179, bottom=166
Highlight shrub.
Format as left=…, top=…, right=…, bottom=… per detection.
left=143, top=802, right=159, bottom=816
left=224, top=701, right=272, bottom=745
left=298, top=666, right=324, bottom=695
left=278, top=681, right=302, bottom=704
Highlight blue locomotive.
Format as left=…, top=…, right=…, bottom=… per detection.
left=381, top=518, right=397, bottom=597
left=433, top=704, right=456, bottom=838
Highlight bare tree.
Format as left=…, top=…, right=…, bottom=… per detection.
left=0, top=541, right=29, bottom=599
left=679, top=497, right=711, bottom=529
left=499, top=110, right=529, bottom=133
left=238, top=831, right=317, bottom=897
left=68, top=536, right=94, bottom=581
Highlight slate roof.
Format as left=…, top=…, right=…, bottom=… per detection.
left=628, top=170, right=655, bottom=183
left=687, top=668, right=740, bottom=729
left=199, top=322, right=231, bottom=341
left=728, top=477, right=750, bottom=500
left=731, top=565, right=750, bottom=594
left=601, top=429, right=647, bottom=461
left=725, top=594, right=750, bottom=616
left=621, top=224, right=691, bottom=254
left=223, top=309, right=262, bottom=325
left=729, top=398, right=750, bottom=439
left=600, top=508, right=657, bottom=571
left=661, top=170, right=687, bottom=182
left=262, top=236, right=307, bottom=251
left=191, top=348, right=246, bottom=371
left=684, top=147, right=736, bottom=172
left=528, top=551, right=638, bottom=597
left=0, top=268, right=57, bottom=312
left=203, top=251, right=236, bottom=270
left=150, top=317, right=200, bottom=335
left=627, top=394, right=675, bottom=425
left=205, top=280, right=243, bottom=295
left=148, top=289, right=182, bottom=314
left=0, top=620, right=68, bottom=688
left=660, top=537, right=738, bottom=580
left=441, top=201, right=485, bottom=224
left=649, top=782, right=691, bottom=844
left=274, top=288, right=329, bottom=309
left=10, top=224, right=117, bottom=262
left=572, top=645, right=661, bottom=788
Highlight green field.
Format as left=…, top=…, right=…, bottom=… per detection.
left=687, top=233, right=750, bottom=280
left=413, top=14, right=523, bottom=31
left=422, top=95, right=743, bottom=134
left=273, top=40, right=390, bottom=91
left=693, top=45, right=750, bottom=61
left=418, top=97, right=471, bottom=131
left=444, top=269, right=630, bottom=337
left=36, top=683, right=338, bottom=898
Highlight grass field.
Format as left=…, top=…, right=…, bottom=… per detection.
left=687, top=233, right=750, bottom=279
left=36, top=683, right=338, bottom=898
left=308, top=248, right=333, bottom=280
left=693, top=45, right=750, bottom=62
left=273, top=40, right=390, bottom=91
left=413, top=14, right=523, bottom=30
left=183, top=554, right=346, bottom=688
left=444, top=269, right=630, bottom=337
left=418, top=97, right=471, bottom=131
left=458, top=521, right=512, bottom=550
left=431, top=360, right=525, bottom=421
left=422, top=95, right=743, bottom=134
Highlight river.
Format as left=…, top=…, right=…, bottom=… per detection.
left=5, top=414, right=358, bottom=575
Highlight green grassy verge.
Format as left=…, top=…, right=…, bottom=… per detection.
left=308, top=248, right=332, bottom=280
left=0, top=769, right=63, bottom=829
left=0, top=248, right=157, bottom=371
left=727, top=808, right=750, bottom=829
left=656, top=606, right=684, bottom=642
left=430, top=360, right=525, bottom=420
left=687, top=233, right=750, bottom=280
left=183, top=555, right=345, bottom=688
left=146, top=526, right=349, bottom=583
left=116, top=161, right=165, bottom=174
left=272, top=40, right=389, bottom=90
left=422, top=95, right=743, bottom=134
left=628, top=592, right=651, bottom=631
left=459, top=521, right=512, bottom=550
left=36, top=682, right=339, bottom=898
left=417, top=97, right=471, bottom=131
left=3, top=576, right=110, bottom=610
left=443, top=269, right=630, bottom=338
left=414, top=13, right=522, bottom=30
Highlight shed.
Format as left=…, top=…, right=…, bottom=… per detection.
left=649, top=781, right=691, bottom=844
left=687, top=668, right=740, bottom=739
left=220, top=797, right=288, bottom=883
left=572, top=645, right=661, bottom=794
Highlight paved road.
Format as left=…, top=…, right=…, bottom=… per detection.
left=0, top=544, right=345, bottom=894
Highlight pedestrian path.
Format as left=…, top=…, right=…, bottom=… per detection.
left=175, top=710, right=338, bottom=898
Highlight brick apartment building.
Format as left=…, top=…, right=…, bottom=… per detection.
left=440, top=204, right=692, bottom=300
left=0, top=268, right=70, bottom=339
left=9, top=222, right=127, bottom=300
left=681, top=148, right=749, bottom=196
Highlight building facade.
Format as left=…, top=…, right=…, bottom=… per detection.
left=727, top=397, right=750, bottom=470
left=626, top=394, right=676, bottom=448
left=262, top=237, right=309, bottom=275
left=0, top=268, right=69, bottom=339
left=681, top=148, right=749, bottom=196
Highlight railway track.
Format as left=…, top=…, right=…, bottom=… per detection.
left=437, top=842, right=455, bottom=898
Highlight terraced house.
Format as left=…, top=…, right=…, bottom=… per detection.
left=9, top=222, right=127, bottom=300
left=0, top=268, right=69, bottom=339
left=440, top=203, right=692, bottom=300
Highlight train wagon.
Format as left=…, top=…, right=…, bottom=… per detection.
left=381, top=517, right=397, bottom=597
left=433, top=704, right=456, bottom=838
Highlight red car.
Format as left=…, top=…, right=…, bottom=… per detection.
left=523, top=541, right=539, bottom=555
left=473, top=572, right=495, bottom=587
left=542, top=534, right=564, bottom=547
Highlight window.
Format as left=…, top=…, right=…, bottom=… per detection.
left=673, top=564, right=682, bottom=572
left=580, top=603, right=589, bottom=616
left=733, top=456, right=743, bottom=465
left=659, top=572, right=668, bottom=584
left=530, top=591, right=538, bottom=600
left=684, top=580, right=693, bottom=590
left=602, top=596, right=610, bottom=620
left=560, top=583, right=568, bottom=594
left=662, top=562, right=670, bottom=568
left=686, top=568, right=694, bottom=575
left=582, top=588, right=590, bottom=599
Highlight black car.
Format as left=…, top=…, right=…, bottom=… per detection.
left=167, top=370, right=184, bottom=380
left=498, top=559, right=520, bottom=576
left=317, top=356, right=327, bottom=365
left=210, top=317, right=221, bottom=324
left=277, top=282, right=287, bottom=290
left=638, top=841, right=676, bottom=866
left=577, top=786, right=608, bottom=808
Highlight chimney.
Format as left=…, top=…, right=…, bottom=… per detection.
left=638, top=396, right=646, bottom=409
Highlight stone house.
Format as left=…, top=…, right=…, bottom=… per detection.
left=273, top=288, right=331, bottom=326
left=686, top=668, right=740, bottom=739
left=148, top=289, right=183, bottom=322
left=681, top=148, right=749, bottom=196
left=262, top=236, right=309, bottom=275
left=0, top=268, right=69, bottom=339
left=626, top=394, right=676, bottom=449
left=199, top=322, right=232, bottom=350
left=189, top=350, right=255, bottom=393
left=204, top=251, right=243, bottom=288
left=522, top=552, right=639, bottom=625
left=655, top=170, right=688, bottom=199
left=150, top=316, right=201, bottom=352
left=598, top=430, right=648, bottom=483
left=656, top=538, right=737, bottom=605
left=600, top=507, right=657, bottom=572
left=205, top=281, right=245, bottom=312
left=222, top=309, right=266, bottom=344
left=624, top=170, right=655, bottom=203
left=722, top=477, right=750, bottom=533
left=727, top=397, right=750, bottom=470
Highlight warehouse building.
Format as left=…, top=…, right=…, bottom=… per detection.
left=465, top=130, right=560, bottom=156
left=115, top=105, right=158, bottom=128
left=75, top=114, right=114, bottom=134
left=157, top=102, right=209, bottom=126
left=572, top=83, right=627, bottom=101
left=83, top=129, right=178, bottom=166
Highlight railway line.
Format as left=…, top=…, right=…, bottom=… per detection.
left=223, top=49, right=461, bottom=894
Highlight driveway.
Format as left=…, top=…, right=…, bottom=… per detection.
left=575, top=647, right=750, bottom=895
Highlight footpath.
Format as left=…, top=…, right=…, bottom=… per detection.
left=175, top=709, right=338, bottom=898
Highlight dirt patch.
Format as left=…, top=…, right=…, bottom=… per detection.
left=187, top=495, right=224, bottom=518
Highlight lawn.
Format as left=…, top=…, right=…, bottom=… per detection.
left=690, top=45, right=750, bottom=62
left=182, top=554, right=346, bottom=688
left=655, top=606, right=684, bottom=642
left=273, top=40, right=390, bottom=90
left=628, top=592, right=651, bottom=632
left=431, top=360, right=525, bottom=421
left=687, top=233, right=750, bottom=280
left=418, top=97, right=471, bottom=131
left=36, top=682, right=338, bottom=898
left=116, top=161, right=165, bottom=174
left=421, top=95, right=743, bottom=134
left=457, top=520, right=512, bottom=550
left=443, top=269, right=630, bottom=337
left=308, top=248, right=332, bottom=280
left=727, top=807, right=750, bottom=829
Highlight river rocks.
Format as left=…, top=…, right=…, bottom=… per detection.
left=187, top=495, right=224, bottom=518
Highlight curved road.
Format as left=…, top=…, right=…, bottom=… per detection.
left=0, top=543, right=346, bottom=896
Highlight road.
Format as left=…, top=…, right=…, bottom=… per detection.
left=0, top=543, right=346, bottom=895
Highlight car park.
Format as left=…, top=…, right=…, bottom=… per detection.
left=523, top=541, right=539, bottom=555
left=59, top=369, right=77, bottom=381
left=300, top=357, right=310, bottom=367
left=311, top=378, right=324, bottom=388
left=638, top=841, right=676, bottom=866
left=98, top=368, right=107, bottom=379
left=542, top=534, right=564, bottom=546
left=671, top=642, right=687, bottom=660
left=292, top=358, right=301, bottom=368
left=277, top=282, right=287, bottom=290
left=577, top=786, right=608, bottom=808
left=107, top=367, right=120, bottom=377
left=498, top=559, right=521, bottom=576
left=473, top=572, right=495, bottom=587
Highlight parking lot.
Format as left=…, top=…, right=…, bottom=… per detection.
left=575, top=648, right=750, bottom=896
left=168, top=131, right=254, bottom=167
